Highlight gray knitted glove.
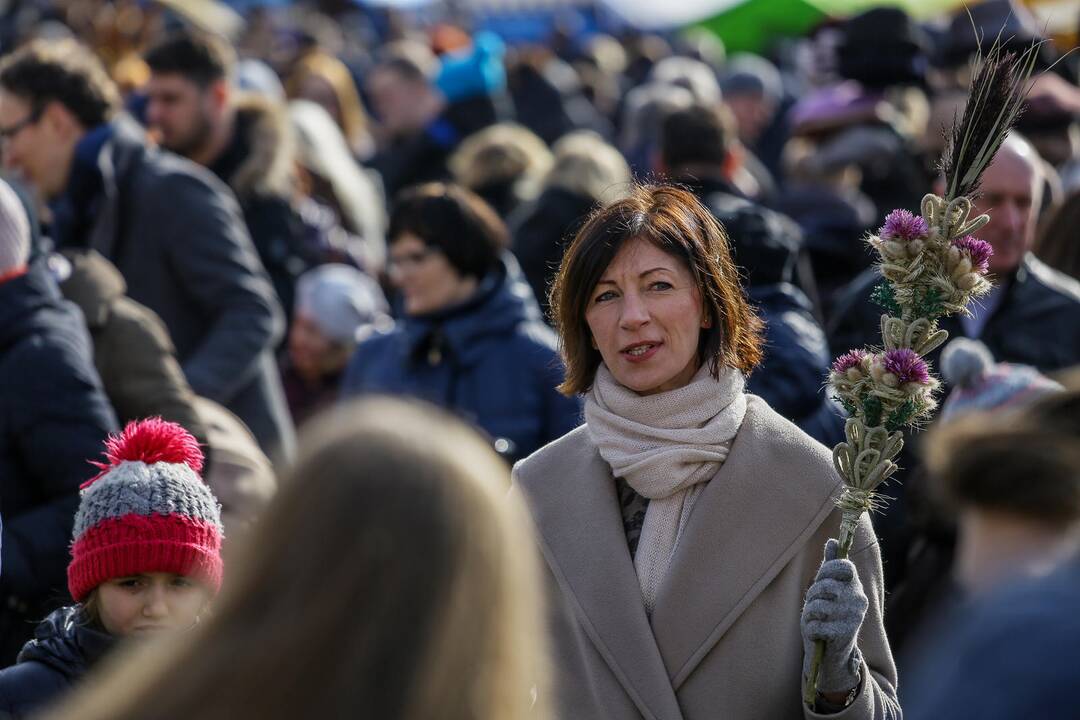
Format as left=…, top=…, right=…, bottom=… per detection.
left=801, top=539, right=868, bottom=695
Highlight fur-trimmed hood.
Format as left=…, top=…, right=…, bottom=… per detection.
left=221, top=93, right=295, bottom=200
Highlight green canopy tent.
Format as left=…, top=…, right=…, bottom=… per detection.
left=694, top=0, right=971, bottom=54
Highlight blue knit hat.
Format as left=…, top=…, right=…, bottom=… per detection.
left=940, top=338, right=1063, bottom=421
left=435, top=32, right=506, bottom=103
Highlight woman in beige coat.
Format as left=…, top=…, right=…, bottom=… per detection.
left=513, top=186, right=900, bottom=719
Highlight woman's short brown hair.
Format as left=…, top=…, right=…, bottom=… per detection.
left=551, top=184, right=763, bottom=396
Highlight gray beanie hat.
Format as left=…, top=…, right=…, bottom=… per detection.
left=294, top=264, right=389, bottom=344
left=0, top=179, right=31, bottom=276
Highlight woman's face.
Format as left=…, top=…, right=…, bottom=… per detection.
left=95, top=573, right=211, bottom=637
left=585, top=237, right=707, bottom=395
left=389, top=232, right=478, bottom=316
left=288, top=311, right=351, bottom=381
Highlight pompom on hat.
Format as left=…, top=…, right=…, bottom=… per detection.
left=67, top=418, right=224, bottom=603
left=940, top=338, right=1063, bottom=421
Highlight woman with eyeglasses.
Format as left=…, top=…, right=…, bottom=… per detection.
left=340, top=182, right=581, bottom=462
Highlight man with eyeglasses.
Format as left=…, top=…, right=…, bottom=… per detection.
left=0, top=38, right=296, bottom=463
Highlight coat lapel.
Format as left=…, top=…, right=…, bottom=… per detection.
left=515, top=428, right=685, bottom=720
left=649, top=397, right=840, bottom=689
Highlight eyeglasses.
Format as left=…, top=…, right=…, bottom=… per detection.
left=0, top=106, right=42, bottom=143
left=388, top=246, right=437, bottom=271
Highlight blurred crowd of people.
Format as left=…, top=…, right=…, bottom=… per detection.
left=0, top=0, right=1077, bottom=716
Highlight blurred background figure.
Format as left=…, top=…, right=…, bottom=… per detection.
left=54, top=248, right=209, bottom=449
left=285, top=45, right=375, bottom=161
left=283, top=263, right=389, bottom=427
left=342, top=183, right=581, bottom=463
left=42, top=399, right=550, bottom=720
left=1035, top=189, right=1080, bottom=282
left=903, top=362, right=1080, bottom=720
left=289, top=99, right=387, bottom=274
left=0, top=178, right=117, bottom=664
left=144, top=29, right=314, bottom=318
left=0, top=37, right=294, bottom=462
left=448, top=122, right=552, bottom=220
left=510, top=130, right=631, bottom=320
left=887, top=339, right=1069, bottom=669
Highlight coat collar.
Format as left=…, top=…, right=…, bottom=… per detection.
left=515, top=396, right=840, bottom=710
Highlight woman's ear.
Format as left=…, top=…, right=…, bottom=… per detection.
left=701, top=311, right=712, bottom=329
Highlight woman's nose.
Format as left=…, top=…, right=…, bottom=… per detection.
left=619, top=292, right=650, bottom=330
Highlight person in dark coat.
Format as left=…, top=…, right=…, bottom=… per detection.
left=144, top=30, right=322, bottom=317
left=0, top=179, right=117, bottom=664
left=0, top=38, right=295, bottom=461
left=55, top=248, right=209, bottom=449
left=657, top=104, right=843, bottom=444
left=342, top=183, right=581, bottom=463
left=0, top=418, right=224, bottom=719
left=829, top=135, right=1080, bottom=375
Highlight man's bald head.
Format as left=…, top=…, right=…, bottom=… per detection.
left=973, top=133, right=1044, bottom=275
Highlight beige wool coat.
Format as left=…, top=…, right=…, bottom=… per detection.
left=513, top=395, right=901, bottom=720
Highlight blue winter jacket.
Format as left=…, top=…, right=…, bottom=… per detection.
left=341, top=262, right=581, bottom=462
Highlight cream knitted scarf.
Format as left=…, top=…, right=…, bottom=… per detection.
left=585, top=362, right=747, bottom=615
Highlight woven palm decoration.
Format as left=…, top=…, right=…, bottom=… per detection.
left=804, top=36, right=1042, bottom=705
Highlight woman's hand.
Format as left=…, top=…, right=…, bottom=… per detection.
left=801, top=539, right=868, bottom=701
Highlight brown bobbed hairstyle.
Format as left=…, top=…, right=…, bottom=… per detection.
left=44, top=399, right=549, bottom=720
left=923, top=375, right=1080, bottom=527
left=551, top=184, right=763, bottom=396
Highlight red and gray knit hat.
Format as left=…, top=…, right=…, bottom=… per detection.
left=67, top=418, right=225, bottom=603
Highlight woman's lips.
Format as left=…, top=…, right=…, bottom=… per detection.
left=620, top=342, right=662, bottom=363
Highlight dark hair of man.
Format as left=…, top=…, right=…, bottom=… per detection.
left=660, top=103, right=734, bottom=171
left=388, top=183, right=508, bottom=280
left=0, top=39, right=120, bottom=128
left=144, top=29, right=235, bottom=88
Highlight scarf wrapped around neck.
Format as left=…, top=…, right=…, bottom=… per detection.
left=585, top=362, right=747, bottom=614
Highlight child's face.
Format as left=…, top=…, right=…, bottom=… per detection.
left=95, top=573, right=210, bottom=637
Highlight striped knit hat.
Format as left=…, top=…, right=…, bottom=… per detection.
left=940, top=338, right=1063, bottom=421
left=68, top=418, right=224, bottom=603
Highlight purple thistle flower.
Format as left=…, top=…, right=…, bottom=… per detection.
left=879, top=209, right=928, bottom=241
left=883, top=349, right=931, bottom=385
left=832, top=350, right=868, bottom=375
left=951, top=235, right=994, bottom=273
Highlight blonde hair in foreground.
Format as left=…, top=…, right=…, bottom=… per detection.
left=44, top=398, right=550, bottom=720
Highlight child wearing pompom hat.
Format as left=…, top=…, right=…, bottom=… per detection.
left=0, top=418, right=223, bottom=718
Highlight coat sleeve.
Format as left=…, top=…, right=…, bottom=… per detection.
left=804, top=515, right=902, bottom=720
left=157, top=173, right=284, bottom=404
left=1, top=328, right=118, bottom=602
left=98, top=301, right=209, bottom=448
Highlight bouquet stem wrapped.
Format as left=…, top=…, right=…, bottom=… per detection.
left=803, top=37, right=1040, bottom=707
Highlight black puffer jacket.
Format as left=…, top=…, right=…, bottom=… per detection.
left=0, top=606, right=114, bottom=718
left=0, top=261, right=117, bottom=663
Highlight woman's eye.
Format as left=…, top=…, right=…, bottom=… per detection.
left=650, top=281, right=673, bottom=291
left=171, top=577, right=192, bottom=588
left=119, top=579, right=142, bottom=589
left=594, top=290, right=616, bottom=303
